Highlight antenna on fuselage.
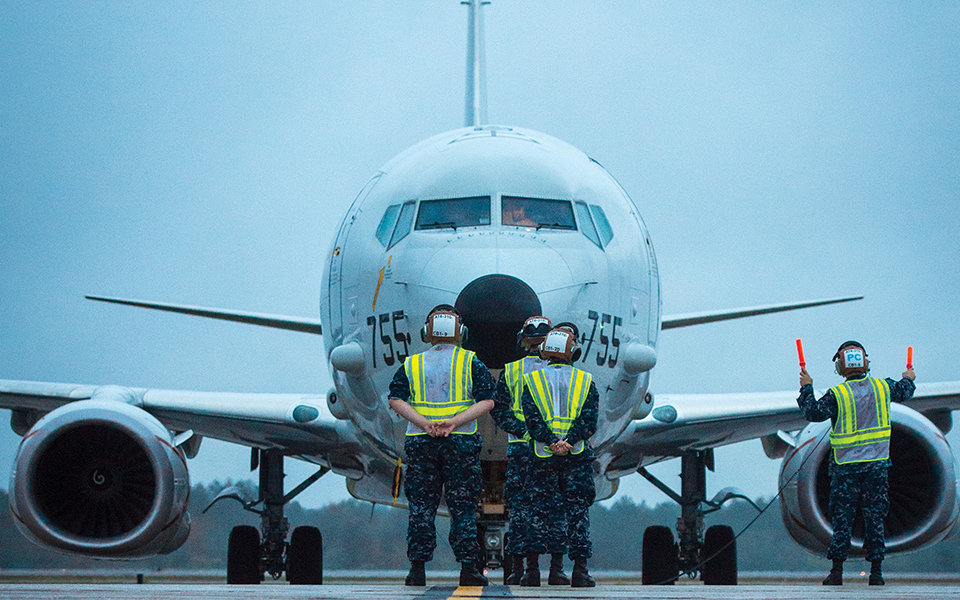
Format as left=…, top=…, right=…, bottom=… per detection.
left=463, top=0, right=489, bottom=127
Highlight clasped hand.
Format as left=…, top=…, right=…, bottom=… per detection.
left=427, top=420, right=456, bottom=437
left=549, top=440, right=573, bottom=455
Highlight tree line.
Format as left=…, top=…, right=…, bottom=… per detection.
left=1, top=481, right=959, bottom=572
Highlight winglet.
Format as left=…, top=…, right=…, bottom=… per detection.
left=661, top=296, right=863, bottom=330
left=85, top=295, right=323, bottom=335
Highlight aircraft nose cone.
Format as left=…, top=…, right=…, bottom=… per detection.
left=415, top=234, right=574, bottom=368
left=455, top=274, right=542, bottom=369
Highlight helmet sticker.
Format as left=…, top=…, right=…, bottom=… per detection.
left=542, top=331, right=570, bottom=354
left=843, top=348, right=865, bottom=368
left=430, top=313, right=457, bottom=338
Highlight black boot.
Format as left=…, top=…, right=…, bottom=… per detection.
left=519, top=553, right=540, bottom=587
left=405, top=560, right=426, bottom=587
left=459, top=562, right=489, bottom=587
left=571, top=558, right=596, bottom=588
left=548, top=553, right=570, bottom=585
left=822, top=559, right=843, bottom=586
left=869, top=560, right=884, bottom=586
left=504, top=553, right=524, bottom=585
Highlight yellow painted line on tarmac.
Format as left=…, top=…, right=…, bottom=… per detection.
left=449, top=586, right=484, bottom=597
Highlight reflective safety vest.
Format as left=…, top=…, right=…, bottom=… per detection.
left=829, top=376, right=892, bottom=464
left=404, top=344, right=478, bottom=436
left=523, top=364, right=592, bottom=458
left=503, top=355, right=548, bottom=443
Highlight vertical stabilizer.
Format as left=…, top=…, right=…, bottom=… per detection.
left=463, top=0, right=488, bottom=127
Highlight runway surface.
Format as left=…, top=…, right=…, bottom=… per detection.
left=2, top=571, right=959, bottom=599
left=2, top=583, right=960, bottom=600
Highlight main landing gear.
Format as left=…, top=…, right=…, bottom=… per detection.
left=205, top=449, right=329, bottom=584
left=637, top=450, right=758, bottom=586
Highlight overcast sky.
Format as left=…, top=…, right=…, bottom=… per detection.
left=2, top=2, right=959, bottom=512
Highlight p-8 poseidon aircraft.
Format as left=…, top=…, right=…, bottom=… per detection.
left=3, top=1, right=960, bottom=586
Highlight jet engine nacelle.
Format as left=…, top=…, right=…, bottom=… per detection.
left=780, top=402, right=960, bottom=556
left=9, top=398, right=191, bottom=557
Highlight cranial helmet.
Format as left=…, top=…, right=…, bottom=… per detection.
left=420, top=304, right=467, bottom=345
left=539, top=322, right=582, bottom=363
left=833, top=340, right=869, bottom=377
left=517, top=316, right=552, bottom=350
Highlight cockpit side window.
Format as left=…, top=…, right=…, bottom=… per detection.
left=501, top=196, right=576, bottom=230
left=589, top=204, right=614, bottom=246
left=575, top=201, right=602, bottom=249
left=388, top=201, right=417, bottom=249
left=415, top=196, right=491, bottom=230
left=376, top=204, right=401, bottom=247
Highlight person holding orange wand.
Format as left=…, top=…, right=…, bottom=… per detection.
left=796, top=340, right=915, bottom=586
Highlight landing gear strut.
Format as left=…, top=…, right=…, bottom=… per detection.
left=206, top=449, right=329, bottom=585
left=638, top=450, right=740, bottom=585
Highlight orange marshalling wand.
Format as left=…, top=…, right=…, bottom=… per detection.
left=796, top=338, right=806, bottom=369
left=907, top=346, right=913, bottom=370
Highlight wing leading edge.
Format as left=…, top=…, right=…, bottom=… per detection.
left=661, top=295, right=863, bottom=330
left=85, top=295, right=323, bottom=335
left=0, top=379, right=371, bottom=479
left=603, top=380, right=960, bottom=479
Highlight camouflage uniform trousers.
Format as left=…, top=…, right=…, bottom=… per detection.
left=827, top=466, right=889, bottom=562
left=503, top=444, right=567, bottom=555
left=528, top=456, right=595, bottom=559
left=403, top=435, right=483, bottom=564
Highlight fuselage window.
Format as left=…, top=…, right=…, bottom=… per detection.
left=589, top=204, right=614, bottom=246
left=376, top=204, right=401, bottom=247
left=575, top=201, right=602, bottom=249
left=388, top=200, right=417, bottom=249
left=501, top=196, right=576, bottom=230
left=415, top=196, right=491, bottom=230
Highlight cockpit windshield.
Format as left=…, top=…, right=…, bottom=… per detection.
left=415, top=196, right=491, bottom=230
left=501, top=196, right=576, bottom=230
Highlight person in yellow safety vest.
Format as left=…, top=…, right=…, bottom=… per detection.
left=387, top=304, right=496, bottom=587
left=491, top=316, right=571, bottom=586
left=798, top=340, right=916, bottom=586
left=519, top=322, right=600, bottom=588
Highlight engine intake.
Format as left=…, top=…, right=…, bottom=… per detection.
left=780, top=403, right=959, bottom=556
left=9, top=398, right=191, bottom=557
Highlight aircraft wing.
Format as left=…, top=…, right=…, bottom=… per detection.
left=604, top=381, right=960, bottom=475
left=0, top=379, right=370, bottom=479
left=661, top=295, right=862, bottom=330
left=84, top=295, right=323, bottom=335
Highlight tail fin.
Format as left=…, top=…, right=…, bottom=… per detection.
left=463, top=0, right=488, bottom=127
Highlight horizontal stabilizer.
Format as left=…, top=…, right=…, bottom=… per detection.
left=661, top=295, right=862, bottom=330
left=85, top=295, right=323, bottom=335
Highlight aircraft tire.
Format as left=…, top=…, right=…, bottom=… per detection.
left=287, top=526, right=323, bottom=585
left=227, top=525, right=262, bottom=584
left=701, top=525, right=737, bottom=585
left=641, top=525, right=678, bottom=585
